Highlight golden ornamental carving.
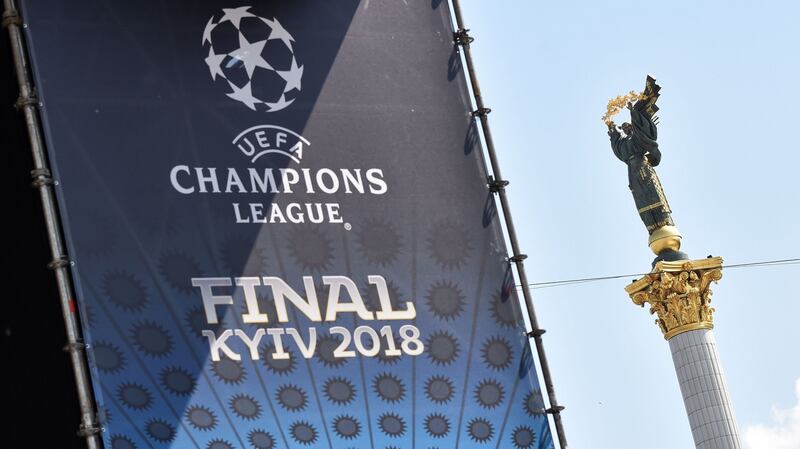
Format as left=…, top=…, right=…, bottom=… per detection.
left=625, top=257, right=723, bottom=340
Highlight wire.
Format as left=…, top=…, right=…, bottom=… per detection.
left=520, top=258, right=800, bottom=290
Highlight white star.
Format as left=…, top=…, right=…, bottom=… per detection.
left=219, top=6, right=255, bottom=29
left=202, top=17, right=216, bottom=45
left=265, top=94, right=295, bottom=112
left=262, top=17, right=295, bottom=50
left=226, top=81, right=259, bottom=110
left=277, top=57, right=303, bottom=92
left=229, top=32, right=272, bottom=78
left=204, top=47, right=227, bottom=81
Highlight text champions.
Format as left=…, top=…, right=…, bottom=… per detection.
left=169, top=166, right=388, bottom=224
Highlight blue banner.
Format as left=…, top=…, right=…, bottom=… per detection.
left=20, top=1, right=554, bottom=448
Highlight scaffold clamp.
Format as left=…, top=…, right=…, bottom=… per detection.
left=76, top=422, right=102, bottom=437
left=15, top=94, right=40, bottom=110
left=488, top=176, right=509, bottom=193
left=453, top=28, right=474, bottom=46
left=31, top=168, right=53, bottom=187
left=471, top=107, right=491, bottom=117
left=1, top=10, right=21, bottom=28
left=509, top=254, right=528, bottom=263
left=63, top=341, right=87, bottom=353
left=47, top=257, right=71, bottom=270
left=527, top=328, right=547, bottom=338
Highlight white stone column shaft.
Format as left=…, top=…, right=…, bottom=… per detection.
left=669, top=329, right=742, bottom=449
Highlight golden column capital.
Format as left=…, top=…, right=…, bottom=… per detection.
left=625, top=257, right=723, bottom=340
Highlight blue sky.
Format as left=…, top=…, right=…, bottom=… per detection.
left=457, top=1, right=800, bottom=448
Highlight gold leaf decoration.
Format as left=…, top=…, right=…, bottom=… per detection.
left=602, top=90, right=645, bottom=126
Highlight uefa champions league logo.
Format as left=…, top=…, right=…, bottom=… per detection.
left=202, top=6, right=303, bottom=112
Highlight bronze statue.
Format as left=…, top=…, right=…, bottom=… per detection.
left=605, top=76, right=685, bottom=260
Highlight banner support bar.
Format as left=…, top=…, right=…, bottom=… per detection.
left=449, top=1, right=569, bottom=447
left=4, top=1, right=102, bottom=447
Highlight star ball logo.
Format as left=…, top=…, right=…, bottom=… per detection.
left=174, top=6, right=389, bottom=226
left=202, top=6, right=303, bottom=112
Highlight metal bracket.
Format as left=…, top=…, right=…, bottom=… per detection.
left=487, top=176, right=509, bottom=193
left=31, top=168, right=53, bottom=187
left=546, top=405, right=566, bottom=415
left=1, top=10, right=21, bottom=28
left=509, top=254, right=528, bottom=263
left=63, top=340, right=87, bottom=353
left=527, top=328, right=546, bottom=338
left=453, top=28, right=474, bottom=46
left=15, top=93, right=39, bottom=109
left=76, top=422, right=103, bottom=437
left=47, top=257, right=71, bottom=270
left=471, top=107, right=491, bottom=117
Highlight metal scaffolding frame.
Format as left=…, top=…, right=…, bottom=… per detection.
left=449, top=1, right=569, bottom=447
left=3, top=0, right=102, bottom=447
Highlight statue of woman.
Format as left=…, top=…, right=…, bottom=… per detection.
left=607, top=80, right=674, bottom=235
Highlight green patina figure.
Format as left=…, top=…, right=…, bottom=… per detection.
left=607, top=76, right=674, bottom=234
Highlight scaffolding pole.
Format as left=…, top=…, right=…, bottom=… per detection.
left=3, top=1, right=102, bottom=447
left=449, top=1, right=569, bottom=447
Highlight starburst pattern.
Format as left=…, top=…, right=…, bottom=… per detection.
left=332, top=415, right=361, bottom=440
left=481, top=336, right=514, bottom=371
left=511, top=425, right=537, bottom=449
left=373, top=372, right=406, bottom=403
left=102, top=271, right=148, bottom=312
left=248, top=429, right=276, bottom=449
left=160, top=366, right=196, bottom=396
left=290, top=421, right=318, bottom=445
left=92, top=341, right=125, bottom=374
left=207, top=439, right=235, bottom=449
left=109, top=434, right=136, bottom=449
left=355, top=218, right=403, bottom=266
left=324, top=376, right=356, bottom=405
left=186, top=405, right=217, bottom=430
left=424, top=413, right=450, bottom=438
left=425, top=280, right=465, bottom=321
left=145, top=419, right=176, bottom=443
left=524, top=389, right=546, bottom=417
left=425, top=375, right=455, bottom=404
left=158, top=250, right=203, bottom=294
left=426, top=219, right=472, bottom=270
left=229, top=393, right=262, bottom=420
left=287, top=226, right=334, bottom=272
left=129, top=321, right=173, bottom=358
left=276, top=384, right=308, bottom=411
left=316, top=333, right=349, bottom=368
left=261, top=344, right=297, bottom=375
left=378, top=413, right=406, bottom=437
left=426, top=331, right=460, bottom=365
left=211, top=358, right=247, bottom=385
left=467, top=418, right=494, bottom=443
left=490, top=290, right=522, bottom=329
left=474, top=378, right=505, bottom=409
left=116, top=382, right=153, bottom=410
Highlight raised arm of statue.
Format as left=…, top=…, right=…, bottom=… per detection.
left=604, top=76, right=677, bottom=246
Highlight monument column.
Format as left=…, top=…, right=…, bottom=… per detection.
left=605, top=76, right=743, bottom=449
left=626, top=256, right=742, bottom=449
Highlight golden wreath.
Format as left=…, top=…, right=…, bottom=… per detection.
left=602, top=90, right=646, bottom=127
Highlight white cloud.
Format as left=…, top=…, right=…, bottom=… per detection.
left=743, top=378, right=800, bottom=449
